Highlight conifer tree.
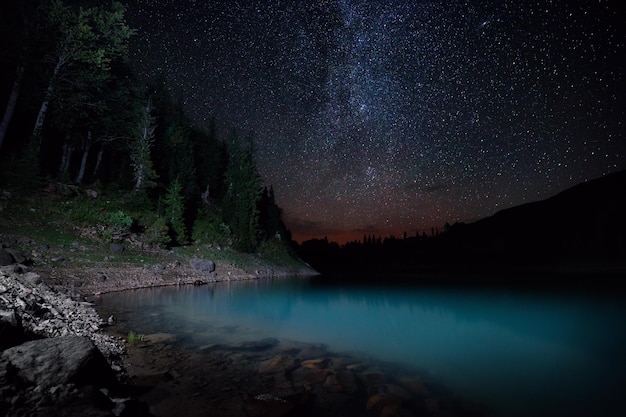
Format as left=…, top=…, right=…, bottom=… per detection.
left=222, top=132, right=262, bottom=252
left=130, top=99, right=157, bottom=191
left=163, top=178, right=187, bottom=245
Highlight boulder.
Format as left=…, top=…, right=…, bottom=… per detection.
left=109, top=242, right=125, bottom=253
left=0, top=336, right=116, bottom=390
left=323, top=370, right=360, bottom=394
left=190, top=258, right=216, bottom=273
left=259, top=354, right=299, bottom=375
left=4, top=247, right=27, bottom=264
left=0, top=248, right=13, bottom=266
left=236, top=337, right=280, bottom=351
left=20, top=271, right=42, bottom=286
left=0, top=309, right=25, bottom=350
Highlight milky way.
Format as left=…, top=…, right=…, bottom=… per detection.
left=124, top=0, right=625, bottom=243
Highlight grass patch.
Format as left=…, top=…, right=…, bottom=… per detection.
left=0, top=189, right=311, bottom=275
left=127, top=331, right=146, bottom=344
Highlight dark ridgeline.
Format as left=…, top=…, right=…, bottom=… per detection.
left=295, top=170, right=626, bottom=286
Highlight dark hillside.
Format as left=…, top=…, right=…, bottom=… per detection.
left=451, top=169, right=626, bottom=264
left=297, top=170, right=626, bottom=278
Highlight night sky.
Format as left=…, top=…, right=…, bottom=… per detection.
left=123, top=0, right=625, bottom=243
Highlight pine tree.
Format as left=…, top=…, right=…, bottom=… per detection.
left=163, top=178, right=187, bottom=245
left=223, top=132, right=262, bottom=252
left=130, top=99, right=157, bottom=191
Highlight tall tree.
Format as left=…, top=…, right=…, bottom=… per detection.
left=0, top=0, right=40, bottom=152
left=130, top=99, right=158, bottom=191
left=163, top=178, right=188, bottom=245
left=31, top=0, right=133, bottom=144
left=0, top=66, right=24, bottom=152
left=259, top=185, right=289, bottom=242
left=222, top=132, right=262, bottom=252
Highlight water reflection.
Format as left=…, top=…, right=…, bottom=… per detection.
left=96, top=277, right=626, bottom=417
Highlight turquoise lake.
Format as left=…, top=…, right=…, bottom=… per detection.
left=96, top=276, right=626, bottom=417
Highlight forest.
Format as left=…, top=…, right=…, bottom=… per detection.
left=0, top=0, right=291, bottom=255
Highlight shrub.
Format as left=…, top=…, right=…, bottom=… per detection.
left=163, top=179, right=187, bottom=245
left=104, top=210, right=133, bottom=241
left=65, top=196, right=106, bottom=224
left=144, top=215, right=170, bottom=248
left=192, top=209, right=230, bottom=246
left=257, top=239, right=294, bottom=264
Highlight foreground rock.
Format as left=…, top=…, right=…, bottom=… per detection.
left=0, top=266, right=150, bottom=417
left=0, top=266, right=124, bottom=358
left=0, top=336, right=141, bottom=417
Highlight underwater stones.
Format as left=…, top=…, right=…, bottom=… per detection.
left=236, top=337, right=280, bottom=352
left=243, top=394, right=295, bottom=417
left=301, top=358, right=329, bottom=369
left=145, top=332, right=178, bottom=344
left=323, top=370, right=360, bottom=393
left=291, top=365, right=331, bottom=385
left=259, top=354, right=300, bottom=375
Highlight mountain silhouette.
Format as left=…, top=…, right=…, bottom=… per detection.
left=448, top=169, right=626, bottom=264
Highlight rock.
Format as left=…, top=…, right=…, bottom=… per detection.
left=396, top=376, right=430, bottom=397
left=0, top=248, right=13, bottom=266
left=0, top=309, right=25, bottom=350
left=259, top=354, right=299, bottom=375
left=368, top=384, right=413, bottom=401
left=236, top=337, right=280, bottom=351
left=292, top=365, right=331, bottom=385
left=301, top=358, right=329, bottom=369
left=190, top=258, right=215, bottom=273
left=323, top=370, right=360, bottom=393
left=109, top=242, right=125, bottom=253
left=12, top=264, right=29, bottom=274
left=152, top=264, right=166, bottom=271
left=0, top=336, right=117, bottom=390
left=146, top=332, right=177, bottom=344
left=21, top=271, right=42, bottom=285
left=244, top=394, right=295, bottom=417
left=4, top=248, right=27, bottom=264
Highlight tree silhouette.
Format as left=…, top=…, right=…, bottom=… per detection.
left=222, top=132, right=262, bottom=252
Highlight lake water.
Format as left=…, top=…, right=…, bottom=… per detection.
left=95, top=276, right=626, bottom=417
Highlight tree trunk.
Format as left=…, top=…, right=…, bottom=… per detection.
left=0, top=65, right=24, bottom=151
left=59, top=140, right=73, bottom=174
left=93, top=144, right=104, bottom=177
left=75, top=131, right=91, bottom=184
left=134, top=164, right=144, bottom=190
left=32, top=57, right=64, bottom=142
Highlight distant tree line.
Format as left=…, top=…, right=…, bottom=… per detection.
left=0, top=0, right=290, bottom=253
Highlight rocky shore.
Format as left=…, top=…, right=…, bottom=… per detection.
left=0, top=263, right=146, bottom=416
left=1, top=238, right=486, bottom=417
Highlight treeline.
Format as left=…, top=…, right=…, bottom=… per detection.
left=294, top=231, right=457, bottom=275
left=296, top=167, right=626, bottom=276
left=0, top=0, right=290, bottom=253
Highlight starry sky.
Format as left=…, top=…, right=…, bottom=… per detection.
left=123, top=0, right=625, bottom=244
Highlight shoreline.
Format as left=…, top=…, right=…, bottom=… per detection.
left=40, top=259, right=319, bottom=299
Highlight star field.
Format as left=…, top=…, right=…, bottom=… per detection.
left=124, top=0, right=625, bottom=243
